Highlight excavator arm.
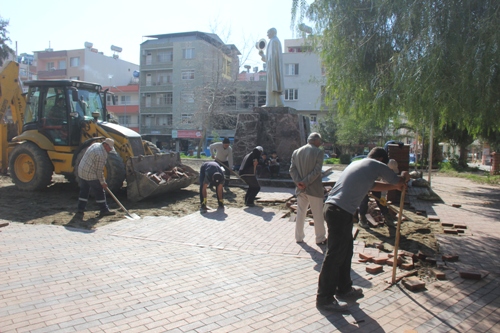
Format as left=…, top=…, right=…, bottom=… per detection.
left=0, top=62, right=27, bottom=173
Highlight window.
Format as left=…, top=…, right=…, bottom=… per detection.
left=146, top=52, right=152, bottom=65
left=157, top=51, right=173, bottom=63
left=310, top=114, right=317, bottom=125
left=47, top=62, right=55, bottom=71
left=183, top=48, right=194, bottom=59
left=158, top=93, right=173, bottom=105
left=118, top=115, right=131, bottom=125
left=69, top=76, right=79, bottom=80
left=158, top=71, right=172, bottom=85
left=181, top=114, right=193, bottom=124
left=120, top=95, right=131, bottom=105
left=181, top=91, right=194, bottom=103
left=59, top=60, right=66, bottom=69
left=146, top=74, right=152, bottom=86
left=285, top=64, right=299, bottom=75
left=284, top=89, right=299, bottom=101
left=181, top=70, right=195, bottom=80
left=165, top=114, right=173, bottom=126
left=225, top=60, right=231, bottom=76
left=70, top=57, right=80, bottom=67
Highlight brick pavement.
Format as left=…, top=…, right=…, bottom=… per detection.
left=1, top=176, right=499, bottom=332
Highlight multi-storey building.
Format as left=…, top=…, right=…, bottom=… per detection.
left=34, top=43, right=139, bottom=87
left=282, top=38, right=328, bottom=127
left=140, top=31, right=247, bottom=150
left=104, top=84, right=140, bottom=133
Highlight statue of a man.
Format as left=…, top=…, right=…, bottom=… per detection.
left=259, top=28, right=285, bottom=107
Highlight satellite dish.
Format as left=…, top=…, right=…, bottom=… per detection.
left=110, top=45, right=123, bottom=53
left=133, top=70, right=140, bottom=78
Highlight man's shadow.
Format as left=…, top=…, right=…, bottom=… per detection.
left=243, top=205, right=275, bottom=221
left=201, top=207, right=228, bottom=221
left=298, top=242, right=326, bottom=271
left=318, top=304, right=384, bottom=332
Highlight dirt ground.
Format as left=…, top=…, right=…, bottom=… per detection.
left=0, top=174, right=253, bottom=230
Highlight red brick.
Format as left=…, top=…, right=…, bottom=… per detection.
left=417, top=251, right=428, bottom=260
left=308, top=220, right=314, bottom=226
left=442, top=254, right=459, bottom=262
left=452, top=204, right=462, bottom=208
left=415, top=210, right=425, bottom=215
left=427, top=214, right=440, bottom=221
left=359, top=253, right=374, bottom=261
left=402, top=277, right=426, bottom=291
left=373, top=256, right=389, bottom=265
left=401, top=262, right=414, bottom=270
left=365, top=214, right=379, bottom=228
left=444, top=229, right=458, bottom=234
left=441, top=222, right=454, bottom=227
left=457, top=229, right=465, bottom=234
left=459, top=271, right=482, bottom=280
left=454, top=224, right=467, bottom=229
left=425, top=257, right=437, bottom=264
left=432, top=269, right=446, bottom=280
left=366, top=264, right=384, bottom=274
left=387, top=257, right=403, bottom=266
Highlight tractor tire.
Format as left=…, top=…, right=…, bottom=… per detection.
left=143, top=140, right=161, bottom=154
left=9, top=142, right=54, bottom=191
left=74, top=148, right=126, bottom=193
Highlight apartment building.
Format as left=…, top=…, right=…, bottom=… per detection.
left=104, top=84, right=140, bottom=133
left=34, top=43, right=139, bottom=87
left=140, top=31, right=267, bottom=152
left=282, top=38, right=328, bottom=127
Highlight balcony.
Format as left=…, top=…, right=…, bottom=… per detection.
left=38, top=69, right=67, bottom=79
left=140, top=83, right=173, bottom=93
left=140, top=105, right=173, bottom=113
left=140, top=125, right=173, bottom=135
left=140, top=63, right=174, bottom=70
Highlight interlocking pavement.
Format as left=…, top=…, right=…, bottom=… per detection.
left=1, top=176, right=499, bottom=332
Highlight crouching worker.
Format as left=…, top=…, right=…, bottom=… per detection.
left=199, top=161, right=225, bottom=211
left=76, top=138, right=117, bottom=218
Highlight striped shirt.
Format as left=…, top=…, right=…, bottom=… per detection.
left=78, top=143, right=108, bottom=184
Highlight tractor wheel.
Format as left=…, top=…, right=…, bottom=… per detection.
left=9, top=142, right=54, bottom=191
left=74, top=148, right=126, bottom=193
left=143, top=140, right=161, bottom=154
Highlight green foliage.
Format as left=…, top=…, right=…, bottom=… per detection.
left=324, top=157, right=339, bottom=165
left=339, top=154, right=351, bottom=164
left=0, top=17, right=15, bottom=67
left=291, top=0, right=500, bottom=139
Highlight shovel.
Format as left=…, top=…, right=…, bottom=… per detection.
left=391, top=187, right=406, bottom=284
left=105, top=187, right=141, bottom=220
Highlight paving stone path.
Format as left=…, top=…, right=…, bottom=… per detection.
left=1, top=177, right=499, bottom=332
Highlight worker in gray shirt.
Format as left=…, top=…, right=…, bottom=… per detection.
left=316, top=147, right=409, bottom=312
left=289, top=132, right=327, bottom=246
left=210, top=138, right=233, bottom=190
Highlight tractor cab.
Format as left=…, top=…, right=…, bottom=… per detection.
left=22, top=80, right=107, bottom=147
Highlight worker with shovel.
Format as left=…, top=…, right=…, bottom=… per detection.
left=316, top=147, right=409, bottom=312
left=199, top=161, right=225, bottom=212
left=76, top=138, right=117, bottom=219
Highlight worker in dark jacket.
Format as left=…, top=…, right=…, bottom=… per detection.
left=199, top=161, right=225, bottom=211
left=238, top=146, right=263, bottom=207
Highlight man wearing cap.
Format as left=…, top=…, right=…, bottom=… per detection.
left=316, top=147, right=409, bottom=312
left=290, top=132, right=327, bottom=245
left=238, top=146, right=263, bottom=207
left=199, top=161, right=225, bottom=211
left=76, top=138, right=117, bottom=218
left=210, top=138, right=233, bottom=190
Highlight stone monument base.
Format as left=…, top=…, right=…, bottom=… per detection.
left=232, top=107, right=310, bottom=176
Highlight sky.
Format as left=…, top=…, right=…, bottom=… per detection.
left=2, top=0, right=308, bottom=70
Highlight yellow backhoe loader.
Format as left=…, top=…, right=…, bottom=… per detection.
left=0, top=61, right=197, bottom=201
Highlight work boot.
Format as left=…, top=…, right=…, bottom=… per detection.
left=316, top=299, right=349, bottom=312
left=98, top=210, right=116, bottom=218
left=358, top=215, right=370, bottom=229
left=218, top=200, right=224, bottom=209
left=336, top=287, right=364, bottom=301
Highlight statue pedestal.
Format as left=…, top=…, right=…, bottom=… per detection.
left=232, top=107, right=310, bottom=175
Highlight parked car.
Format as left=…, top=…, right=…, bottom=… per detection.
left=350, top=155, right=367, bottom=162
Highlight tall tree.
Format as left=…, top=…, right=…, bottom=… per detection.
left=0, top=17, right=15, bottom=67
left=292, top=0, right=500, bottom=156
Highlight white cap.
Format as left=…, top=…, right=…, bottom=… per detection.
left=103, top=138, right=115, bottom=149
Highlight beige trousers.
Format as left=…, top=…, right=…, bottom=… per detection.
left=295, top=192, right=326, bottom=243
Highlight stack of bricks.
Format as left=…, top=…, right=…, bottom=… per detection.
left=441, top=222, right=467, bottom=234
left=361, top=248, right=416, bottom=274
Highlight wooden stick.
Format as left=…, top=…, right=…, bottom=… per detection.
left=391, top=187, right=407, bottom=284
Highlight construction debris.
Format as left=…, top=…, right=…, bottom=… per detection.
left=145, top=166, right=196, bottom=185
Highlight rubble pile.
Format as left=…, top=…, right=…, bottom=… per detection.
left=145, top=166, right=197, bottom=185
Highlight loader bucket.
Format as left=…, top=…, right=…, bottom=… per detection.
left=125, top=152, right=199, bottom=202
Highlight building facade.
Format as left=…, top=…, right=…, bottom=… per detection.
left=139, top=31, right=264, bottom=152
left=34, top=44, right=139, bottom=87
left=104, top=84, right=140, bottom=133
